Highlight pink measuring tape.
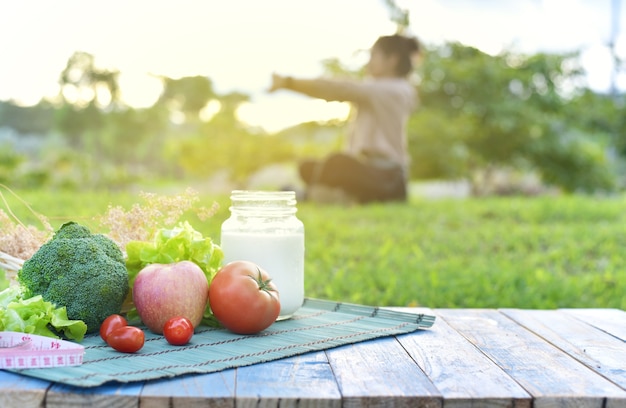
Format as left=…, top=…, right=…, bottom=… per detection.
left=0, top=332, right=84, bottom=369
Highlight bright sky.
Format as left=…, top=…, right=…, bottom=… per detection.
left=0, top=0, right=624, bottom=132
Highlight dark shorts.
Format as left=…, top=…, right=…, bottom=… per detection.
left=299, top=153, right=407, bottom=203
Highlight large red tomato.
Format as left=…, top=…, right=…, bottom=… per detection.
left=209, top=261, right=281, bottom=334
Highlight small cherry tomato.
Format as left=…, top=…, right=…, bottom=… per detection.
left=100, top=314, right=128, bottom=342
left=163, top=316, right=194, bottom=346
left=107, top=326, right=145, bottom=353
left=209, top=260, right=281, bottom=334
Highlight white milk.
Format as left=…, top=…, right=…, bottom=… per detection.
left=220, top=231, right=305, bottom=318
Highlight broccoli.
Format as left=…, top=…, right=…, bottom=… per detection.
left=17, top=221, right=129, bottom=334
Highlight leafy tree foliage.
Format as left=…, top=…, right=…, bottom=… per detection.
left=55, top=101, right=103, bottom=150
left=412, top=42, right=617, bottom=192
left=157, top=76, right=215, bottom=122
left=0, top=145, right=24, bottom=184
left=103, top=105, right=169, bottom=166
left=0, top=101, right=55, bottom=135
left=0, top=42, right=623, bottom=193
left=55, top=51, right=119, bottom=151
left=383, top=0, right=410, bottom=33
left=172, top=91, right=294, bottom=185
left=59, top=51, right=120, bottom=108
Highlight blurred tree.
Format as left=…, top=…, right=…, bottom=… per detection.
left=567, top=89, right=626, bottom=155
left=103, top=105, right=168, bottom=166
left=275, top=120, right=346, bottom=159
left=172, top=90, right=293, bottom=184
left=55, top=101, right=103, bottom=150
left=4, top=42, right=622, bottom=193
left=157, top=76, right=215, bottom=123
left=412, top=42, right=616, bottom=193
left=59, top=51, right=120, bottom=108
left=56, top=51, right=120, bottom=150
left=0, top=144, right=24, bottom=184
left=0, top=100, right=55, bottom=135
left=564, top=89, right=625, bottom=188
left=382, top=0, right=410, bottom=33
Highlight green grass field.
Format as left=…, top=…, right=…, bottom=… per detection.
left=4, top=188, right=626, bottom=310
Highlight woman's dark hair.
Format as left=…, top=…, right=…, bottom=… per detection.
left=373, top=34, right=421, bottom=76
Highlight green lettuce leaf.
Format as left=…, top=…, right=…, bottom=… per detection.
left=0, top=286, right=87, bottom=341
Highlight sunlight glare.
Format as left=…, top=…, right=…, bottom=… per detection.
left=237, top=97, right=351, bottom=133
left=118, top=72, right=163, bottom=109
left=581, top=45, right=614, bottom=91
left=200, top=100, right=222, bottom=122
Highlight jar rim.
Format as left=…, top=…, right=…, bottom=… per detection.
left=230, top=190, right=296, bottom=198
left=229, top=190, right=297, bottom=212
left=230, top=190, right=296, bottom=203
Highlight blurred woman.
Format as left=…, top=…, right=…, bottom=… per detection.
left=269, top=33, right=421, bottom=204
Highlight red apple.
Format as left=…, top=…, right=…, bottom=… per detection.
left=133, top=261, right=209, bottom=334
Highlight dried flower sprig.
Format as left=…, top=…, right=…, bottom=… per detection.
left=0, top=184, right=54, bottom=262
left=1, top=186, right=219, bottom=274
left=95, top=187, right=219, bottom=251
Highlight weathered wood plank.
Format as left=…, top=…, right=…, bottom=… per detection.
left=3, top=308, right=625, bottom=408
left=325, top=336, right=441, bottom=408
left=45, top=381, right=143, bottom=408
left=438, top=309, right=626, bottom=408
left=501, top=309, right=626, bottom=391
left=396, top=308, right=531, bottom=408
left=235, top=351, right=341, bottom=408
left=561, top=308, right=626, bottom=341
left=0, top=370, right=50, bottom=408
left=139, top=369, right=236, bottom=408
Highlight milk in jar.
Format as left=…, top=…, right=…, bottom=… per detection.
left=220, top=190, right=304, bottom=319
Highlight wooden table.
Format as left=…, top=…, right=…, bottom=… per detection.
left=1, top=308, right=625, bottom=408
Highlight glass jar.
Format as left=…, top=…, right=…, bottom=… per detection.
left=220, top=190, right=305, bottom=319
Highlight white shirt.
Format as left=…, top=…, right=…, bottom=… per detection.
left=305, top=77, right=417, bottom=173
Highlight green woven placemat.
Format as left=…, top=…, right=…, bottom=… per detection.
left=9, top=298, right=435, bottom=387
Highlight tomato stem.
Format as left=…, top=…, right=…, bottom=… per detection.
left=250, top=267, right=278, bottom=298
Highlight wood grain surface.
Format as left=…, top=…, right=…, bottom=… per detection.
left=3, top=308, right=625, bottom=408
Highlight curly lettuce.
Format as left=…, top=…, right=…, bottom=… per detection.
left=0, top=286, right=87, bottom=341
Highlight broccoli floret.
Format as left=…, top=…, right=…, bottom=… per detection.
left=18, top=221, right=129, bottom=333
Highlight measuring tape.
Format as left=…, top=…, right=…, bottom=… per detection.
left=0, top=332, right=84, bottom=369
